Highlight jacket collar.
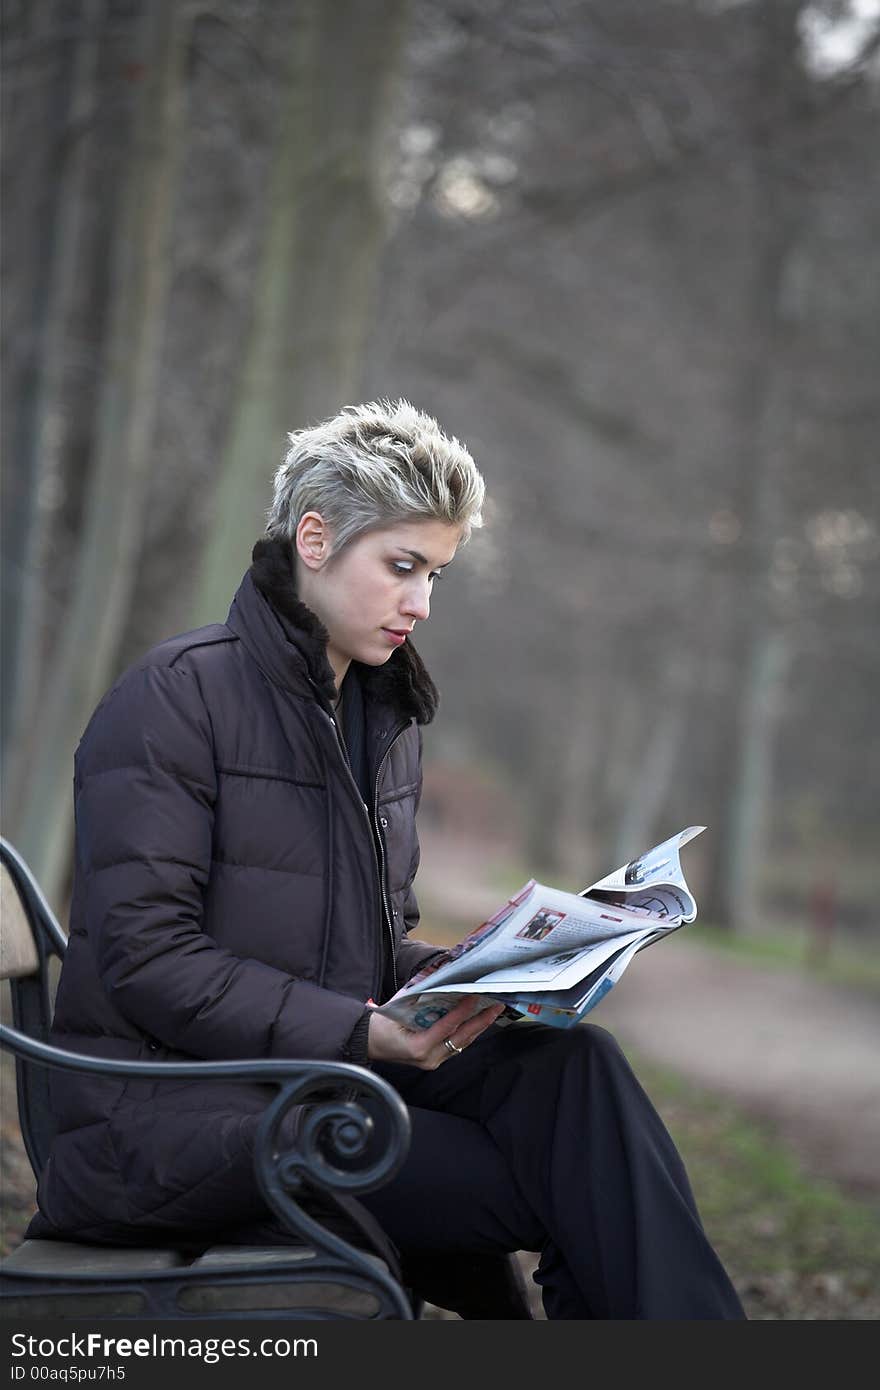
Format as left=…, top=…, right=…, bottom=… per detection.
left=226, top=537, right=438, bottom=725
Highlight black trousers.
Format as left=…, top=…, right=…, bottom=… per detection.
left=362, top=1021, right=745, bottom=1320
left=46, top=1018, right=743, bottom=1319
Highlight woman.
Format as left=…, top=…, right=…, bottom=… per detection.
left=30, top=400, right=744, bottom=1319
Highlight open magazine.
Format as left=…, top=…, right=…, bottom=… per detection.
left=379, top=826, right=706, bottom=1031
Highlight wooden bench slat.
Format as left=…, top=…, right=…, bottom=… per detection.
left=0, top=863, right=40, bottom=979
left=1, top=1239, right=186, bottom=1275
left=180, top=1245, right=388, bottom=1314
left=190, top=1244, right=318, bottom=1269
left=176, top=1280, right=382, bottom=1316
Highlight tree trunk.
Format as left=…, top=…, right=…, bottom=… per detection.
left=700, top=2, right=805, bottom=930
left=613, top=655, right=694, bottom=870
left=723, top=626, right=790, bottom=929
left=190, top=0, right=411, bottom=626
left=2, top=0, right=103, bottom=780
left=11, top=1, right=188, bottom=909
left=1, top=0, right=79, bottom=765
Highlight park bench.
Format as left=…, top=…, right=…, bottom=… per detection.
left=0, top=837, right=532, bottom=1321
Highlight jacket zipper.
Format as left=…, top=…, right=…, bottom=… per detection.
left=370, top=725, right=408, bottom=998
left=319, top=704, right=407, bottom=1001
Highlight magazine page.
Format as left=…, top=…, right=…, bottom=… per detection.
left=452, top=924, right=652, bottom=991
left=379, top=990, right=507, bottom=1030
left=396, top=881, right=658, bottom=995
left=390, top=925, right=650, bottom=1001
left=379, top=905, right=666, bottom=1030
left=506, top=928, right=670, bottom=1025
left=379, top=826, right=705, bottom=1031
left=379, top=928, right=664, bottom=1031
left=581, top=825, right=705, bottom=923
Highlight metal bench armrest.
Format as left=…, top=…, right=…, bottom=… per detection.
left=0, top=1024, right=413, bottom=1318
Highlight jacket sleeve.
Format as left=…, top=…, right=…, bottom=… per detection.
left=76, top=662, right=368, bottom=1062
left=392, top=726, right=450, bottom=985
left=395, top=889, right=449, bottom=984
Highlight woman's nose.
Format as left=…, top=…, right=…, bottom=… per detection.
left=402, top=579, right=431, bottom=621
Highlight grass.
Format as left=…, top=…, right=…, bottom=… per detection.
left=467, top=835, right=880, bottom=991
left=683, top=921, right=880, bottom=997
left=624, top=1051, right=880, bottom=1320
left=4, top=1047, right=878, bottom=1320
left=5, top=911, right=878, bottom=1321
left=428, top=859, right=880, bottom=1000
left=411, top=881, right=880, bottom=1317
left=430, top=1046, right=880, bottom=1321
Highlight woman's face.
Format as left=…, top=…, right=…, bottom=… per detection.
left=295, top=515, right=463, bottom=687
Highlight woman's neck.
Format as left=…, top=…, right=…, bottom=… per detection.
left=324, top=639, right=350, bottom=695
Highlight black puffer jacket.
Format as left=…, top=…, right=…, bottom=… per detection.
left=31, top=538, right=443, bottom=1242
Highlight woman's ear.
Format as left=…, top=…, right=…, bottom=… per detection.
left=296, top=511, right=330, bottom=570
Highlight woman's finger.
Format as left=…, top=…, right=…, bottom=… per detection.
left=419, top=994, right=482, bottom=1044
left=440, top=1001, right=505, bottom=1056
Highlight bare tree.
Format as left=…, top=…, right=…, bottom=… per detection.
left=191, top=0, right=411, bottom=624
left=8, top=1, right=189, bottom=906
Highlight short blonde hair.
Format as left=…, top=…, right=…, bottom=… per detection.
left=266, top=399, right=485, bottom=551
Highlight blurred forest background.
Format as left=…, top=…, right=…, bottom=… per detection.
left=2, top=0, right=879, bottom=945
left=2, top=0, right=879, bottom=1322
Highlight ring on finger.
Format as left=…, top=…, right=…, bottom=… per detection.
left=443, top=1037, right=463, bottom=1056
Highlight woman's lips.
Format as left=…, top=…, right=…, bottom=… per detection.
left=382, top=629, right=409, bottom=646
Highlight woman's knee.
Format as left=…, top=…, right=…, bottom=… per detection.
left=538, top=1021, right=625, bottom=1060
left=578, top=1022, right=624, bottom=1055
left=541, top=1022, right=632, bottom=1083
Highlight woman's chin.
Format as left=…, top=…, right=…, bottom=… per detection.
left=367, top=631, right=407, bottom=664
left=353, top=642, right=397, bottom=668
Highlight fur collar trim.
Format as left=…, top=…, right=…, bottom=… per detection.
left=249, top=537, right=439, bottom=725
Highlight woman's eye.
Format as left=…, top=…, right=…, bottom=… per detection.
left=390, top=561, right=442, bottom=580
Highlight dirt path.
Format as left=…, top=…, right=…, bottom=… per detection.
left=598, top=941, right=880, bottom=1199
left=416, top=831, right=880, bottom=1201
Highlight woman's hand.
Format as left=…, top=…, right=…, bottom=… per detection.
left=367, top=994, right=505, bottom=1068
